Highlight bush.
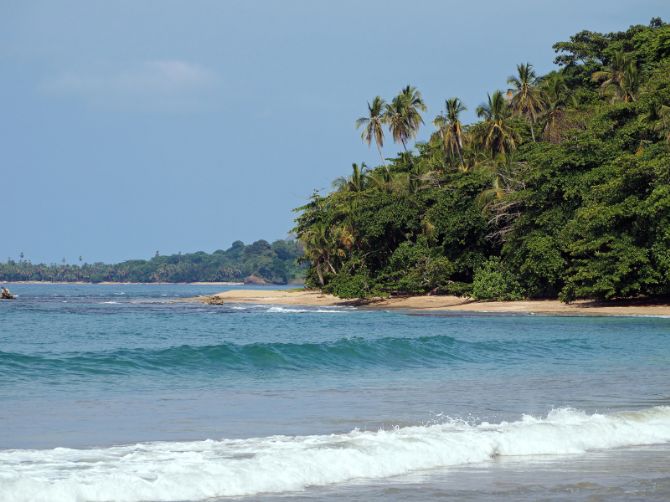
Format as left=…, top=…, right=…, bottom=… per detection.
left=381, top=242, right=455, bottom=295
left=471, top=257, right=524, bottom=301
left=441, top=281, right=473, bottom=297
left=323, top=270, right=385, bottom=299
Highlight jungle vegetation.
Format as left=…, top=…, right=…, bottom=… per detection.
left=0, top=240, right=304, bottom=284
left=294, top=19, right=670, bottom=301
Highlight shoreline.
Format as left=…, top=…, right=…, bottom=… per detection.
left=200, top=289, right=670, bottom=316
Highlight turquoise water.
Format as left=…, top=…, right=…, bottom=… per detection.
left=1, top=283, right=670, bottom=501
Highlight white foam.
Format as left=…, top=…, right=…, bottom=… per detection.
left=99, top=301, right=119, bottom=304
left=266, top=306, right=350, bottom=314
left=2, top=407, right=669, bottom=502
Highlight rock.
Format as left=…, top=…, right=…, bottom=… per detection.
left=243, top=274, right=268, bottom=285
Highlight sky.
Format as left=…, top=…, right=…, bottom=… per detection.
left=1, top=0, right=667, bottom=263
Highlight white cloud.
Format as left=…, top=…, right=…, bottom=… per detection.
left=41, top=60, right=219, bottom=110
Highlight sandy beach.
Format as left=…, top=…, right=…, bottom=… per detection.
left=200, top=289, right=670, bottom=316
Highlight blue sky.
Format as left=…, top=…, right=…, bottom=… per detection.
left=1, top=0, right=667, bottom=263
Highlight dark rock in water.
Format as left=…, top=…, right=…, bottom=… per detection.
left=244, top=274, right=268, bottom=285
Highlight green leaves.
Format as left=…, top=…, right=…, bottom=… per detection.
left=294, top=19, right=670, bottom=302
left=471, top=257, right=524, bottom=301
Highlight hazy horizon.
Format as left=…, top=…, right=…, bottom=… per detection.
left=2, top=0, right=666, bottom=263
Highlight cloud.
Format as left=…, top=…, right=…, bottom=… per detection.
left=41, top=60, right=219, bottom=110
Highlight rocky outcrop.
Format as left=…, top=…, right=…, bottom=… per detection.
left=243, top=274, right=268, bottom=285
left=1, top=287, right=15, bottom=299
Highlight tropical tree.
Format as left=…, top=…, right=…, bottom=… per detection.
left=355, top=96, right=387, bottom=166
left=642, top=98, right=670, bottom=144
left=592, top=51, right=640, bottom=102
left=540, top=73, right=573, bottom=143
left=476, top=159, right=527, bottom=242
left=507, top=63, right=544, bottom=141
left=333, top=162, right=368, bottom=192
left=399, top=85, right=426, bottom=139
left=369, top=165, right=394, bottom=192
left=384, top=85, right=427, bottom=152
left=300, top=223, right=336, bottom=286
left=433, top=97, right=467, bottom=168
left=475, top=90, right=519, bottom=158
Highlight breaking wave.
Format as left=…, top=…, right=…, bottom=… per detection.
left=2, top=406, right=669, bottom=501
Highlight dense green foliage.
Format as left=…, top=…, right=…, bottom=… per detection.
left=295, top=19, right=670, bottom=301
left=0, top=240, right=304, bottom=284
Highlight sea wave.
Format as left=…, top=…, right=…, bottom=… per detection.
left=1, top=406, right=669, bottom=502
left=0, top=335, right=594, bottom=377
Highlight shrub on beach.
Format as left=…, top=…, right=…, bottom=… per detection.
left=469, top=258, right=524, bottom=301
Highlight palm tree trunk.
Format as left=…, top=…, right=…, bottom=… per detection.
left=376, top=143, right=386, bottom=167
left=316, top=262, right=325, bottom=287
left=530, top=121, right=536, bottom=142
left=401, top=139, right=414, bottom=166
left=457, top=144, right=464, bottom=168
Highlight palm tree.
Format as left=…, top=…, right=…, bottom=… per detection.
left=334, top=223, right=356, bottom=252
left=433, top=97, right=466, bottom=167
left=475, top=91, right=519, bottom=158
left=399, top=85, right=426, bottom=139
left=384, top=85, right=426, bottom=152
left=475, top=159, right=526, bottom=242
left=333, top=163, right=368, bottom=192
left=355, top=96, right=387, bottom=166
left=621, top=62, right=640, bottom=102
left=541, top=73, right=573, bottom=143
left=592, top=51, right=639, bottom=102
left=369, top=166, right=394, bottom=192
left=642, top=98, right=670, bottom=144
left=507, top=63, right=544, bottom=142
left=459, top=141, right=489, bottom=172
left=300, top=223, right=336, bottom=286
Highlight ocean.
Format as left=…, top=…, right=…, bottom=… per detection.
left=1, top=283, right=669, bottom=501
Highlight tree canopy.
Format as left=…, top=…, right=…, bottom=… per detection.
left=0, top=240, right=305, bottom=284
left=294, top=19, right=670, bottom=302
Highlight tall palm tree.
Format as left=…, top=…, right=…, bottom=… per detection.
left=355, top=96, right=387, bottom=166
left=592, top=51, right=639, bottom=102
left=399, top=85, right=426, bottom=139
left=507, top=63, right=544, bottom=142
left=475, top=90, right=519, bottom=159
left=433, top=97, right=466, bottom=167
left=541, top=73, right=573, bottom=143
left=384, top=85, right=426, bottom=152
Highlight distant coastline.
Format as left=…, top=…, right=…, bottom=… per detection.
left=3, top=281, right=247, bottom=286
left=198, top=289, right=670, bottom=317
left=0, top=239, right=305, bottom=285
